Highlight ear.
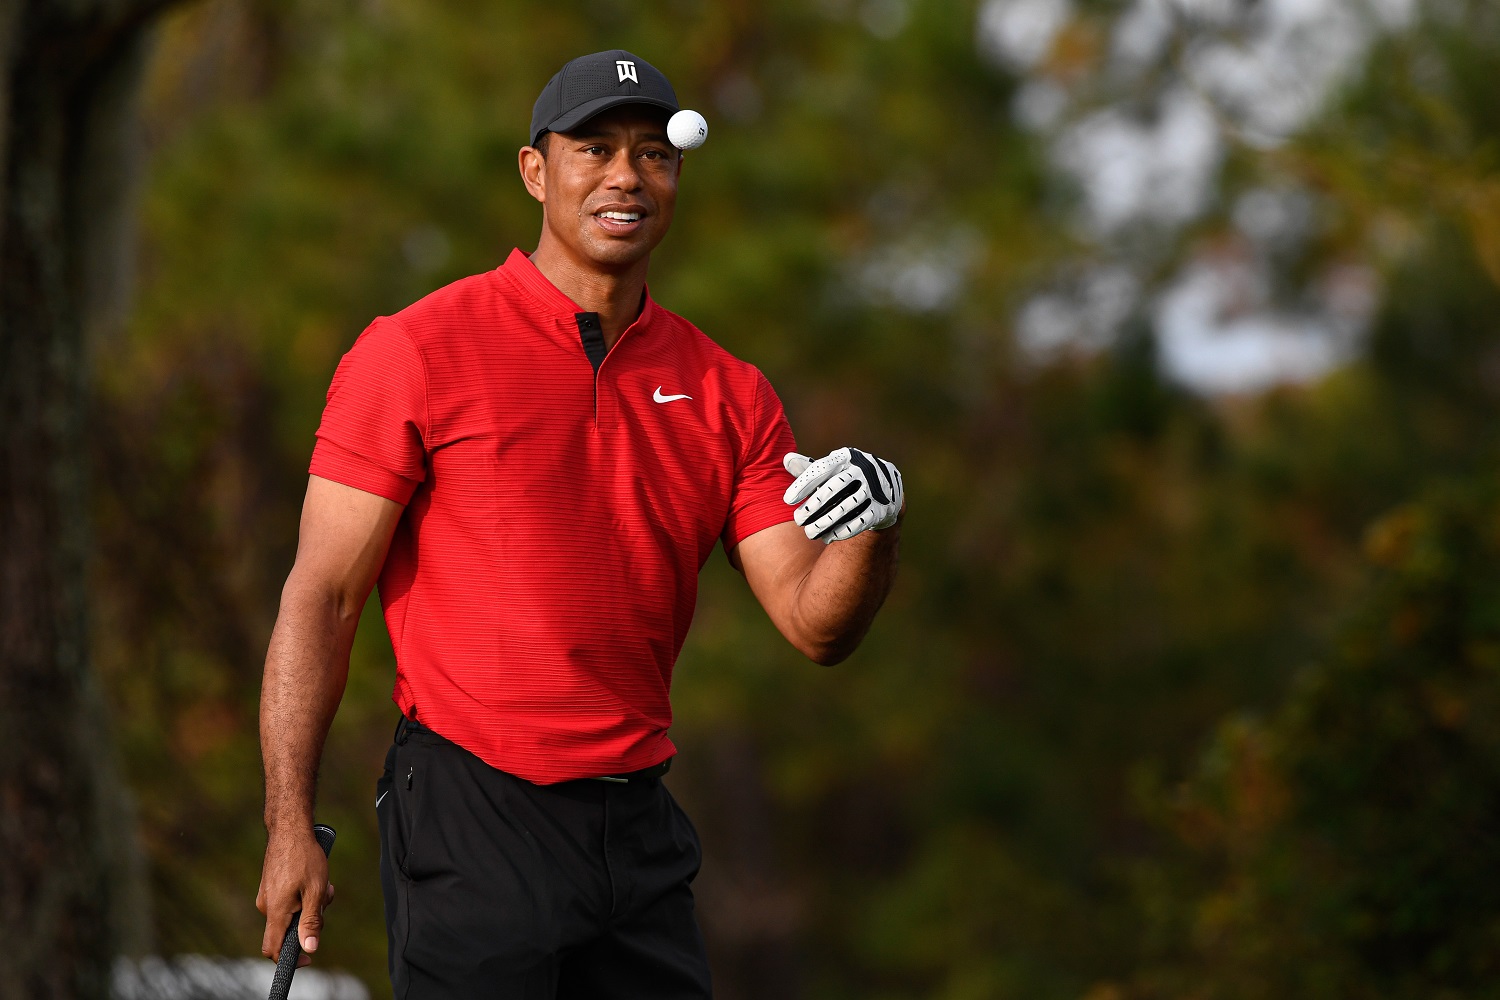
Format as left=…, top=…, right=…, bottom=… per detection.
left=518, top=146, right=546, bottom=204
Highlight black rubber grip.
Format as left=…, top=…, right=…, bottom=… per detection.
left=269, top=823, right=336, bottom=1000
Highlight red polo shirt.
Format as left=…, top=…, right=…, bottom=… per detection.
left=309, top=250, right=796, bottom=783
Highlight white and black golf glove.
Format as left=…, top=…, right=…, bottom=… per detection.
left=783, top=447, right=904, bottom=543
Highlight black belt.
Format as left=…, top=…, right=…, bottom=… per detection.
left=394, top=714, right=673, bottom=784
left=589, top=757, right=673, bottom=784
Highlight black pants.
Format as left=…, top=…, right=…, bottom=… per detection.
left=376, top=721, right=712, bottom=999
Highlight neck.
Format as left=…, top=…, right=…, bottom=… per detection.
left=528, top=236, right=649, bottom=348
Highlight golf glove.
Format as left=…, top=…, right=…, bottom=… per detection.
left=783, top=447, right=904, bottom=543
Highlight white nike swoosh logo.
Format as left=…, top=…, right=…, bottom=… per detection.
left=654, top=387, right=692, bottom=403
left=376, top=790, right=389, bottom=809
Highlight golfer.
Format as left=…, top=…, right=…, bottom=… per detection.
left=257, top=50, right=904, bottom=999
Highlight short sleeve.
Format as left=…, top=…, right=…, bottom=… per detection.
left=309, top=317, right=429, bottom=505
left=722, top=370, right=798, bottom=551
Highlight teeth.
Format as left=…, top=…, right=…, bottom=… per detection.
left=598, top=211, right=640, bottom=222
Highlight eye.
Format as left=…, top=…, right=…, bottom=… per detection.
left=640, top=148, right=669, bottom=161
left=582, top=145, right=607, bottom=156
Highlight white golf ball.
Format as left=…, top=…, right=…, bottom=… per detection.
left=668, top=109, right=708, bottom=150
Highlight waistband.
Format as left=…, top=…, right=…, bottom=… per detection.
left=393, top=714, right=673, bottom=784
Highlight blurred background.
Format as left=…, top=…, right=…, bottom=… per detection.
left=17, top=0, right=1500, bottom=996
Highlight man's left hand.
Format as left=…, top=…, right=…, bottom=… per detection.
left=783, top=447, right=904, bottom=543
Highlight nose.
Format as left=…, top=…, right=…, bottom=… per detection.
left=603, top=149, right=643, bottom=192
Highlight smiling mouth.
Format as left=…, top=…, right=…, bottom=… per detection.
left=592, top=209, right=646, bottom=236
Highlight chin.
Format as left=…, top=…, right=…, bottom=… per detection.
left=581, top=237, right=656, bottom=270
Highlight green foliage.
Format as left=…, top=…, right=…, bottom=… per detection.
left=1120, top=14, right=1500, bottom=995
left=1132, top=482, right=1500, bottom=1000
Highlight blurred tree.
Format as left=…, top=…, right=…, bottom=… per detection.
left=1120, top=9, right=1500, bottom=998
left=0, top=0, right=178, bottom=995
left=1131, top=477, right=1500, bottom=1000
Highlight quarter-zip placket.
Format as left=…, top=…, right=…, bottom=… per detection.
left=576, top=312, right=607, bottom=419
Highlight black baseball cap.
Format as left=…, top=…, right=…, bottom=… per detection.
left=529, top=50, right=680, bottom=148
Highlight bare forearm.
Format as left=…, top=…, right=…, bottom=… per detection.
left=788, top=520, right=902, bottom=664
left=257, top=478, right=402, bottom=959
left=259, top=575, right=360, bottom=834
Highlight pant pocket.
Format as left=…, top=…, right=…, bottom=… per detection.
left=376, top=742, right=400, bottom=983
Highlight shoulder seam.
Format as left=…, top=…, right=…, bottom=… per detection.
left=744, top=369, right=767, bottom=478
left=752, top=368, right=764, bottom=435
left=384, top=315, right=433, bottom=444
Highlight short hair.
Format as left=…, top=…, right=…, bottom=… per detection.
left=534, top=132, right=552, bottom=157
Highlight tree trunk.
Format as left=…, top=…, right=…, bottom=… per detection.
left=1, top=0, right=176, bottom=995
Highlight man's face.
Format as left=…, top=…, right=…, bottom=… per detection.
left=521, top=106, right=681, bottom=272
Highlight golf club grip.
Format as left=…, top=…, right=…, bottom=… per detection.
left=269, top=823, right=337, bottom=1000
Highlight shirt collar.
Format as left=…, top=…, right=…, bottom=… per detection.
left=497, top=248, right=658, bottom=334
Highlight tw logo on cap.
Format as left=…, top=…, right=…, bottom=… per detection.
left=616, top=60, right=637, bottom=84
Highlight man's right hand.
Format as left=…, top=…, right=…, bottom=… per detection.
left=257, top=829, right=336, bottom=967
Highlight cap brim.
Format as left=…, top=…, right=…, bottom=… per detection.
left=536, top=95, right=680, bottom=146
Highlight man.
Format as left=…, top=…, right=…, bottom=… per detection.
left=257, top=50, right=904, bottom=998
